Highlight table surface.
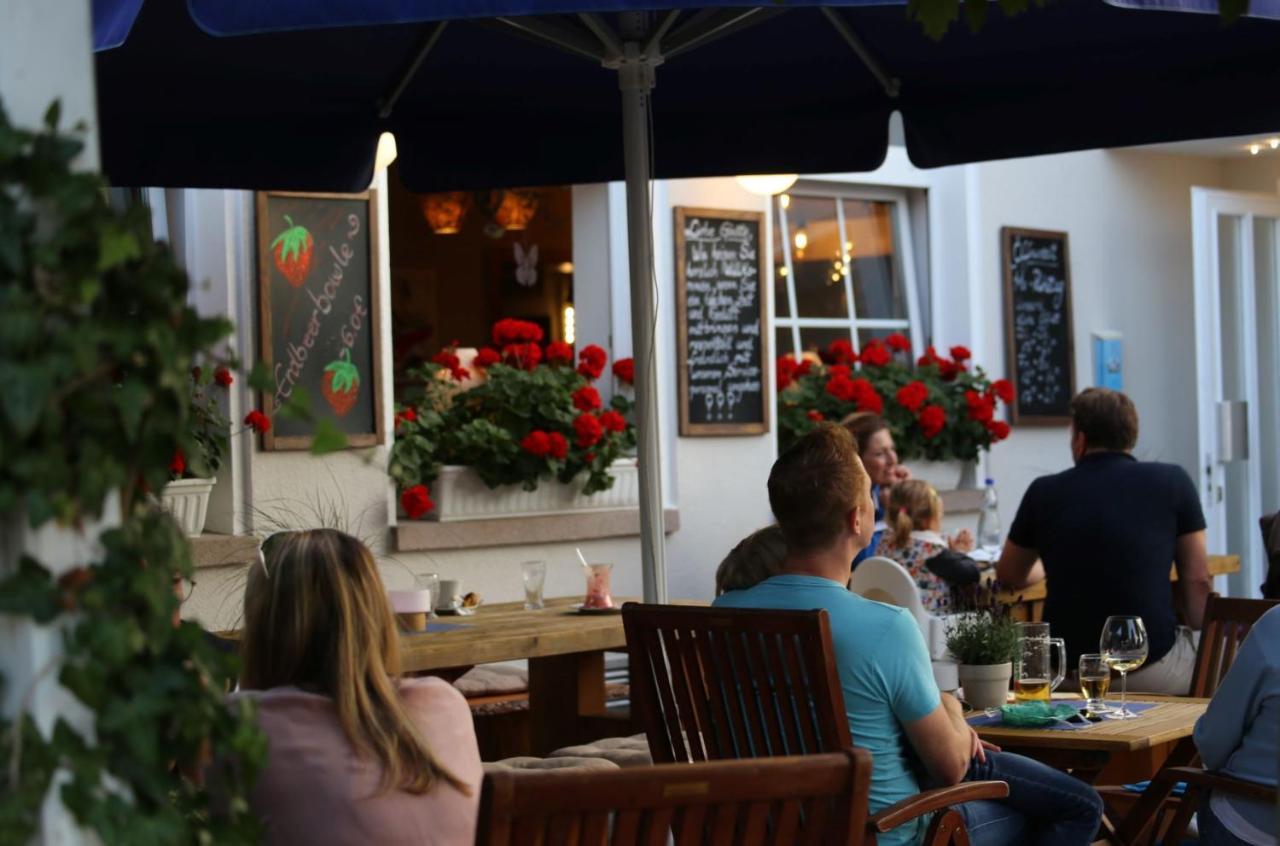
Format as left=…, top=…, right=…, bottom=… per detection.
left=970, top=697, right=1208, bottom=753
left=996, top=554, right=1239, bottom=604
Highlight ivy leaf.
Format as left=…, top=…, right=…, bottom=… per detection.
left=97, top=225, right=140, bottom=272
left=113, top=378, right=149, bottom=441
left=0, top=362, right=50, bottom=437
left=310, top=418, right=347, bottom=455
left=0, top=556, right=59, bottom=622
left=246, top=360, right=274, bottom=393
left=908, top=0, right=960, bottom=39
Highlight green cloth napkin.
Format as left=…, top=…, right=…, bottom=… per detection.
left=999, top=702, right=1080, bottom=727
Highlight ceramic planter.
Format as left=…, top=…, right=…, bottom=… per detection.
left=902, top=459, right=979, bottom=491
left=957, top=661, right=1012, bottom=710
left=428, top=458, right=639, bottom=522
left=160, top=477, right=216, bottom=536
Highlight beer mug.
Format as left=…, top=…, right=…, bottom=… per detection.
left=1013, top=622, right=1066, bottom=702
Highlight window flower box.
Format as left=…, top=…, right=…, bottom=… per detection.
left=428, top=458, right=639, bottom=522
left=160, top=477, right=216, bottom=536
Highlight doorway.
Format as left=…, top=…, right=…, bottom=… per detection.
left=1191, top=188, right=1280, bottom=597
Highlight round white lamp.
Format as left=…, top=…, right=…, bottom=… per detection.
left=735, top=173, right=799, bottom=196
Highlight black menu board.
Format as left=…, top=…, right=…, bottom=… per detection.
left=256, top=190, right=386, bottom=449
left=1001, top=227, right=1076, bottom=424
left=674, top=207, right=768, bottom=436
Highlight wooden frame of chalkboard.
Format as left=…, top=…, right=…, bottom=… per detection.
left=255, top=190, right=386, bottom=451
left=674, top=207, right=769, bottom=436
left=1001, top=226, right=1076, bottom=425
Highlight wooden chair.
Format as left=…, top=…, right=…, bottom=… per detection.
left=477, top=749, right=870, bottom=846
left=623, top=603, right=1008, bottom=845
left=1109, top=593, right=1280, bottom=845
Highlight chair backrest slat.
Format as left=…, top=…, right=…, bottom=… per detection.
left=477, top=751, right=870, bottom=846
left=667, top=628, right=712, bottom=762
left=1189, top=594, right=1280, bottom=697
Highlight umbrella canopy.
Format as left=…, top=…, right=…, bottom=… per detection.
left=95, top=1, right=1280, bottom=192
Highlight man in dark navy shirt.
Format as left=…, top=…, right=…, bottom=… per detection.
left=997, top=389, right=1211, bottom=695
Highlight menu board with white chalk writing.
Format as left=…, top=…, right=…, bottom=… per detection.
left=1001, top=227, right=1075, bottom=424
left=674, top=208, right=769, bottom=436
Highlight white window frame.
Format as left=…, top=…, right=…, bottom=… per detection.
left=774, top=182, right=924, bottom=358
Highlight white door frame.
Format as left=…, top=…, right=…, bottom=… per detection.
left=1191, top=187, right=1280, bottom=596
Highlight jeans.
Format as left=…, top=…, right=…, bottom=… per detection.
left=951, top=750, right=1104, bottom=846
left=1198, top=792, right=1257, bottom=846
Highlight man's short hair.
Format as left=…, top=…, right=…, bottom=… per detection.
left=1070, top=388, right=1139, bottom=452
left=767, top=423, right=869, bottom=555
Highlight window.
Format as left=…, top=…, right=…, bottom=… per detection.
left=773, top=185, right=923, bottom=361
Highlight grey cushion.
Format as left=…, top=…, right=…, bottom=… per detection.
left=548, top=734, right=652, bottom=768
left=483, top=755, right=620, bottom=773
left=453, top=664, right=529, bottom=697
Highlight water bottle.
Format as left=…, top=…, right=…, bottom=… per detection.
left=977, top=478, right=1002, bottom=549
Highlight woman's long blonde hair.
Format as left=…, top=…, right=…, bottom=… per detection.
left=240, top=529, right=466, bottom=795
left=887, top=480, right=941, bottom=550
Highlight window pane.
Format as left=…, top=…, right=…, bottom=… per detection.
left=844, top=199, right=907, bottom=320
left=787, top=196, right=848, bottom=319
left=775, top=327, right=795, bottom=360
left=773, top=199, right=790, bottom=318
left=857, top=327, right=900, bottom=349
left=800, top=326, right=852, bottom=359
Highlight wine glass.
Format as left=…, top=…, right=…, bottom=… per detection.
left=1100, top=616, right=1148, bottom=720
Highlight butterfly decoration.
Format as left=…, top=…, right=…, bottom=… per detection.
left=514, top=243, right=539, bottom=288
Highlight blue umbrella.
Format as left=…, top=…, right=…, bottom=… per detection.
left=93, top=1, right=1280, bottom=601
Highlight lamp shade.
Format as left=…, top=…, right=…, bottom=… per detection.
left=735, top=174, right=799, bottom=196
left=492, top=189, right=539, bottom=231
left=421, top=191, right=470, bottom=234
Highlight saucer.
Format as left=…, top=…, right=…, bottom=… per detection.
left=575, top=604, right=621, bottom=615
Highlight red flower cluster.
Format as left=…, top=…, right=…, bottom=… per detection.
left=965, top=389, right=996, bottom=423
left=503, top=342, right=542, bottom=371
left=778, top=356, right=817, bottom=391
left=545, top=341, right=574, bottom=366
left=432, top=349, right=469, bottom=381
left=170, top=449, right=186, bottom=476
left=806, top=410, right=824, bottom=422
left=573, top=412, right=603, bottom=447
left=987, top=420, right=1011, bottom=441
left=493, top=318, right=544, bottom=346
left=918, top=346, right=962, bottom=381
left=572, top=385, right=602, bottom=412
left=859, top=341, right=891, bottom=368
left=577, top=345, right=607, bottom=380
left=214, top=366, right=234, bottom=387
left=394, top=407, right=417, bottom=428
left=992, top=378, right=1015, bottom=404
left=896, top=380, right=929, bottom=413
left=243, top=410, right=271, bottom=434
left=827, top=338, right=857, bottom=365
left=520, top=430, right=568, bottom=460
left=919, top=405, right=947, bottom=439
left=600, top=410, right=627, bottom=432
left=401, top=484, right=434, bottom=519
left=612, top=357, right=635, bottom=385
left=474, top=347, right=502, bottom=369
left=826, top=374, right=882, bottom=414
left=950, top=345, right=972, bottom=362
left=885, top=333, right=912, bottom=353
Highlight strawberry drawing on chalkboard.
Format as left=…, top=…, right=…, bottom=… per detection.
left=322, top=349, right=360, bottom=417
left=270, top=215, right=314, bottom=287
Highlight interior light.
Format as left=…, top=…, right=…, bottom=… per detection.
left=374, top=132, right=398, bottom=171
left=563, top=305, right=576, bottom=345
left=793, top=230, right=808, bottom=251
left=779, top=194, right=791, bottom=210
left=1270, top=138, right=1280, bottom=149
left=556, top=261, right=574, bottom=275
left=1250, top=144, right=1262, bottom=156
left=778, top=267, right=789, bottom=277
left=736, top=174, right=799, bottom=196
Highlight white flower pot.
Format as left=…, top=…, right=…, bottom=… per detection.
left=903, top=459, right=979, bottom=491
left=429, top=459, right=639, bottom=522
left=160, top=477, right=216, bottom=536
left=958, top=662, right=1012, bottom=711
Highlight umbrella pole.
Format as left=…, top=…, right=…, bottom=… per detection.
left=617, top=42, right=667, bottom=604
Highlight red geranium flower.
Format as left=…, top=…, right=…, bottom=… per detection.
left=548, top=431, right=568, bottom=460
left=794, top=359, right=813, bottom=378
left=965, top=389, right=995, bottom=423
left=885, top=333, right=911, bottom=353
left=896, top=380, right=929, bottom=414
left=992, top=378, right=1015, bottom=404
left=169, top=449, right=186, bottom=476
left=474, top=347, right=502, bottom=369
left=577, top=344, right=608, bottom=380
left=806, top=410, right=824, bottom=422
left=214, top=366, right=233, bottom=387
left=859, top=341, right=891, bottom=367
left=573, top=412, right=604, bottom=448
left=827, top=364, right=852, bottom=381
left=394, top=407, right=417, bottom=428
left=777, top=356, right=798, bottom=391
left=492, top=318, right=544, bottom=347
left=917, top=346, right=941, bottom=367
left=545, top=341, right=574, bottom=366
left=572, top=385, right=602, bottom=412
left=827, top=338, right=857, bottom=365
left=400, top=484, right=434, bottom=519
left=451, top=366, right=470, bottom=381
left=825, top=374, right=856, bottom=402
left=613, top=357, right=635, bottom=385
left=950, top=345, right=972, bottom=362
left=503, top=342, right=542, bottom=370
left=600, top=409, right=627, bottom=433
left=851, top=378, right=884, bottom=414
left=243, top=410, right=271, bottom=434
left=520, top=430, right=552, bottom=457
left=987, top=420, right=1011, bottom=442
left=919, top=405, right=947, bottom=439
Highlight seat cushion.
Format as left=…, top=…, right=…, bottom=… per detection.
left=483, top=756, right=620, bottom=773
left=549, top=735, right=652, bottom=768
left=453, top=664, right=529, bottom=697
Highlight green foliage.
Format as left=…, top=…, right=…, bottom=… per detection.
left=945, top=585, right=1019, bottom=665
left=389, top=357, right=637, bottom=506
left=0, top=98, right=263, bottom=843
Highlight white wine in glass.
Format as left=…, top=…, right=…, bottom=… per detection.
left=1077, top=653, right=1111, bottom=715
left=1100, top=616, right=1148, bottom=720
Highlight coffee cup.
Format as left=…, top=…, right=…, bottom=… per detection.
left=438, top=579, right=461, bottom=609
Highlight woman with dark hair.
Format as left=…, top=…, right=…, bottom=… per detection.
left=234, top=529, right=482, bottom=844
left=842, top=413, right=912, bottom=568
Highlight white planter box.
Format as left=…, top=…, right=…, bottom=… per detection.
left=431, top=459, right=639, bottom=522
left=160, top=477, right=216, bottom=536
left=902, top=459, right=978, bottom=491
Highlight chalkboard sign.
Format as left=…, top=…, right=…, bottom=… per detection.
left=674, top=207, right=768, bottom=436
left=1001, top=227, right=1076, bottom=424
left=256, top=190, right=386, bottom=450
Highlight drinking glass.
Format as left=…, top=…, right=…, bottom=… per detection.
left=1100, top=615, right=1148, bottom=720
left=521, top=560, right=547, bottom=611
left=1078, top=654, right=1112, bottom=715
left=415, top=572, right=440, bottom=616
left=1013, top=622, right=1065, bottom=702
left=583, top=562, right=615, bottom=609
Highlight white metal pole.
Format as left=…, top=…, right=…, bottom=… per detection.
left=616, top=40, right=667, bottom=603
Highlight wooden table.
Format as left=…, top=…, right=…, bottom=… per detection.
left=995, top=554, right=1240, bottom=621
left=400, top=596, right=703, bottom=755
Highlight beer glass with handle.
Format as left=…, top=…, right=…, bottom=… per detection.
left=1013, top=622, right=1066, bottom=702
left=1100, top=615, right=1148, bottom=720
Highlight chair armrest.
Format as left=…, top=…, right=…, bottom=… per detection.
left=869, top=781, right=1009, bottom=832
left=1158, top=767, right=1278, bottom=803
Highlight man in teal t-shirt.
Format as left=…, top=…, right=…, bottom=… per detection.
left=715, top=424, right=1103, bottom=846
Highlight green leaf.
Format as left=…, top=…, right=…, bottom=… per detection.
left=97, top=226, right=141, bottom=272
left=310, top=418, right=347, bottom=455
left=43, top=99, right=61, bottom=129
left=247, top=360, right=274, bottom=392
left=0, top=362, right=50, bottom=437
left=0, top=556, right=59, bottom=622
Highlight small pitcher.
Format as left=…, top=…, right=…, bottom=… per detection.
left=1013, top=622, right=1066, bottom=702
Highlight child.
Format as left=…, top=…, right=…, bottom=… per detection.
left=875, top=480, right=981, bottom=613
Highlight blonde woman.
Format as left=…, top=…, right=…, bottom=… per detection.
left=234, top=529, right=482, bottom=844
left=876, top=480, right=981, bottom=613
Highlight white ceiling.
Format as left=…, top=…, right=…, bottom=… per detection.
left=1130, top=133, right=1280, bottom=159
